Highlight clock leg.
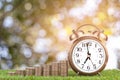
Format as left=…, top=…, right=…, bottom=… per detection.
left=76, top=72, right=80, bottom=75
left=97, top=72, right=101, bottom=76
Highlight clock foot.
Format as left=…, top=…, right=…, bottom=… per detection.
left=97, top=72, right=101, bottom=76
left=77, top=72, right=80, bottom=75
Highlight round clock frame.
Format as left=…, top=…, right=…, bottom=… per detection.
left=68, top=24, right=108, bottom=75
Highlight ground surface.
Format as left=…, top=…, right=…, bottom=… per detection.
left=0, top=69, right=120, bottom=80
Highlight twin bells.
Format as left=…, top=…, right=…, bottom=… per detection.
left=69, top=24, right=108, bottom=42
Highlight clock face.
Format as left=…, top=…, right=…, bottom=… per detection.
left=69, top=36, right=108, bottom=75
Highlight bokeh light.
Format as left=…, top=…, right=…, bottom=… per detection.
left=4, top=4, right=13, bottom=12
left=24, top=3, right=32, bottom=11
left=3, top=16, right=14, bottom=28
left=33, top=38, right=52, bottom=54
left=0, top=1, right=3, bottom=9
left=0, top=0, right=120, bottom=70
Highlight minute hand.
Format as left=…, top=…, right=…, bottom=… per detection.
left=86, top=43, right=90, bottom=55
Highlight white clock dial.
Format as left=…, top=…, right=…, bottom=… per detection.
left=72, top=39, right=106, bottom=73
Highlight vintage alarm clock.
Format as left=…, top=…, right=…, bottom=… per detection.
left=68, top=24, right=108, bottom=75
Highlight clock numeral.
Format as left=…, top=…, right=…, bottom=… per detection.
left=82, top=64, right=84, bottom=68
left=98, top=48, right=102, bottom=52
left=99, top=54, right=103, bottom=58
left=76, top=53, right=79, bottom=57
left=82, top=43, right=86, bottom=47
left=95, top=44, right=97, bottom=48
left=93, top=64, right=96, bottom=69
left=77, top=47, right=82, bottom=51
left=99, top=60, right=102, bottom=64
left=87, top=66, right=90, bottom=70
left=77, top=59, right=80, bottom=63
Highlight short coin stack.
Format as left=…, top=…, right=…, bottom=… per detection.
left=16, top=69, right=25, bottom=76
left=8, top=72, right=16, bottom=76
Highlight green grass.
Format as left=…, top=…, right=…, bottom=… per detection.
left=0, top=69, right=120, bottom=80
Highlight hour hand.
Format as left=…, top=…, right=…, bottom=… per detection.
left=84, top=57, right=90, bottom=64
left=84, top=57, right=88, bottom=64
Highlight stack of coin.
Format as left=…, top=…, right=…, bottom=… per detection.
left=16, top=69, right=25, bottom=76
left=16, top=70, right=21, bottom=76
left=25, top=67, right=35, bottom=76
left=8, top=72, right=16, bottom=76
left=35, top=66, right=42, bottom=76
left=19, top=70, right=25, bottom=76
left=51, top=62, right=59, bottom=76
left=59, top=60, right=68, bottom=76
left=43, top=64, right=51, bottom=76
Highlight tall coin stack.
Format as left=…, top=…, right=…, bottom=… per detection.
left=43, top=64, right=51, bottom=76
left=51, top=62, right=59, bottom=76
left=59, top=60, right=68, bottom=76
left=35, top=66, right=42, bottom=76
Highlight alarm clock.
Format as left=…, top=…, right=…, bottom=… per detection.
left=68, top=24, right=108, bottom=75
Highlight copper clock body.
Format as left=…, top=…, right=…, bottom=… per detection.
left=68, top=36, right=108, bottom=75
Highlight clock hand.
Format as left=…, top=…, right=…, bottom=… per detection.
left=89, top=58, right=94, bottom=66
left=86, top=43, right=91, bottom=55
left=83, top=43, right=91, bottom=64
left=84, top=57, right=90, bottom=64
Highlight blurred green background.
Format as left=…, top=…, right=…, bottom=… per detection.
left=0, top=0, right=120, bottom=70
